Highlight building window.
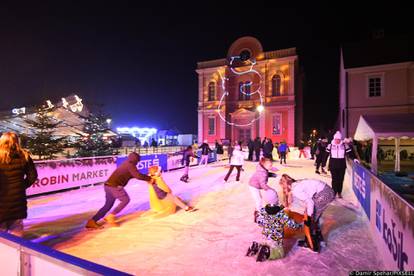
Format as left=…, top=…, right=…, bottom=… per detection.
left=272, top=113, right=282, bottom=135
left=208, top=117, right=215, bottom=135
left=208, top=82, right=216, bottom=101
left=272, top=75, right=282, bottom=96
left=238, top=81, right=251, bottom=101
left=368, top=76, right=382, bottom=97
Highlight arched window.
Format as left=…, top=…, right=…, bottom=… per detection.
left=245, top=81, right=251, bottom=100
left=208, top=82, right=216, bottom=101
left=272, top=75, right=282, bottom=96
left=238, top=81, right=251, bottom=101
left=238, top=82, right=244, bottom=100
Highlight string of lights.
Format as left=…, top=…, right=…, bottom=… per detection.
left=216, top=56, right=265, bottom=127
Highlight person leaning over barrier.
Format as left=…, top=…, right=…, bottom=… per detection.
left=86, top=152, right=154, bottom=229
left=0, top=132, right=38, bottom=237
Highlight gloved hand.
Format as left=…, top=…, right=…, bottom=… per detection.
left=304, top=216, right=312, bottom=227
left=354, top=159, right=360, bottom=164
left=268, top=172, right=277, bottom=178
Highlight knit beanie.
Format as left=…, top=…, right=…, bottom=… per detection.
left=333, top=131, right=342, bottom=140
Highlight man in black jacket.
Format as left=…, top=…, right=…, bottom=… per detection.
left=199, top=140, right=212, bottom=166
left=247, top=139, right=254, bottom=161
left=86, top=152, right=154, bottom=229
left=254, top=137, right=262, bottom=162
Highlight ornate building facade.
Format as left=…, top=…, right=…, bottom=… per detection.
left=196, top=37, right=303, bottom=145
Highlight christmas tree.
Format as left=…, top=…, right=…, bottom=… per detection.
left=25, top=106, right=66, bottom=160
left=76, top=112, right=113, bottom=157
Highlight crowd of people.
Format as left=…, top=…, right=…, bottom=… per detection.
left=0, top=129, right=359, bottom=264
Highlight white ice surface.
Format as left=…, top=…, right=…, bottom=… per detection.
left=25, top=159, right=384, bottom=275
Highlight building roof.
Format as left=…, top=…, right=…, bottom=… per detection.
left=342, top=36, right=414, bottom=69
left=354, top=113, right=414, bottom=140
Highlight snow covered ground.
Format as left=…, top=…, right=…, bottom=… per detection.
left=24, top=158, right=384, bottom=275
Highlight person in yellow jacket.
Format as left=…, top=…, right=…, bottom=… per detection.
left=148, top=166, right=195, bottom=215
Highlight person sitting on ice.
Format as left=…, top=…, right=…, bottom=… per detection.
left=279, top=174, right=335, bottom=253
left=248, top=157, right=279, bottom=222
left=246, top=190, right=302, bottom=262
left=148, top=165, right=194, bottom=214
left=86, top=152, right=154, bottom=229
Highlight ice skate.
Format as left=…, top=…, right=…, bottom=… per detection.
left=256, top=244, right=270, bottom=262
left=315, top=170, right=320, bottom=174
left=321, top=168, right=327, bottom=174
left=85, top=219, right=103, bottom=230
left=184, top=206, right=197, bottom=212
left=104, top=214, right=119, bottom=227
left=246, top=241, right=260, bottom=257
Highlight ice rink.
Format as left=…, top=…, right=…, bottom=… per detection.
left=24, top=158, right=384, bottom=275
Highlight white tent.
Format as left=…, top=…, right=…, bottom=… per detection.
left=354, top=114, right=414, bottom=173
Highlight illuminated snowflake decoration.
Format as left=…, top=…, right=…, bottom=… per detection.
left=217, top=56, right=264, bottom=127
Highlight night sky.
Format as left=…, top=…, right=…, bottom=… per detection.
left=0, top=2, right=412, bottom=134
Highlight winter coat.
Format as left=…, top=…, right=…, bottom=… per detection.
left=257, top=206, right=301, bottom=246
left=248, top=164, right=273, bottom=190
left=200, top=143, right=211, bottom=155
left=215, top=143, right=224, bottom=154
left=247, top=140, right=254, bottom=151
left=263, top=141, right=274, bottom=156
left=230, top=148, right=244, bottom=166
left=278, top=143, right=289, bottom=153
left=326, top=141, right=356, bottom=169
left=182, top=149, right=195, bottom=166
left=0, top=152, right=38, bottom=223
left=106, top=153, right=152, bottom=187
left=253, top=139, right=262, bottom=151
left=290, top=179, right=327, bottom=217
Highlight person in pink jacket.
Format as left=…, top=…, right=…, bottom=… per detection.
left=248, top=157, right=278, bottom=222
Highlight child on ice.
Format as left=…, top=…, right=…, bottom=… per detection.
left=246, top=190, right=302, bottom=262
left=148, top=165, right=194, bottom=214
left=248, top=157, right=278, bottom=222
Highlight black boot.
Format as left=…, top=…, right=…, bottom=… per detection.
left=256, top=244, right=270, bottom=262
left=246, top=241, right=260, bottom=257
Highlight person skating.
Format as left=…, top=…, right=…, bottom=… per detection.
left=199, top=140, right=212, bottom=166
left=279, top=174, right=335, bottom=252
left=315, top=138, right=328, bottom=174
left=248, top=157, right=278, bottom=222
left=180, top=146, right=197, bottom=183
left=246, top=191, right=302, bottom=262
left=247, top=139, right=254, bottom=161
left=253, top=137, right=262, bottom=162
left=224, top=145, right=244, bottom=182
left=148, top=166, right=194, bottom=214
left=326, top=131, right=359, bottom=198
left=278, top=141, right=289, bottom=164
left=0, top=132, right=38, bottom=237
left=86, top=152, right=154, bottom=229
left=227, top=140, right=233, bottom=164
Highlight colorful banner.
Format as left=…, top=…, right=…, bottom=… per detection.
left=28, top=157, right=117, bottom=196
left=352, top=162, right=371, bottom=218
left=116, top=154, right=168, bottom=174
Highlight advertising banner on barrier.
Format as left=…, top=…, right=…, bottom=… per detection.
left=116, top=154, right=168, bottom=174
left=28, top=157, right=117, bottom=196
left=352, top=162, right=371, bottom=218
left=369, top=176, right=414, bottom=271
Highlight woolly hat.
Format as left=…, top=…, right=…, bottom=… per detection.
left=333, top=131, right=342, bottom=140
left=263, top=189, right=279, bottom=205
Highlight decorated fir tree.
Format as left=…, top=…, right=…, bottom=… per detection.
left=76, top=112, right=113, bottom=157
left=25, top=106, right=66, bottom=160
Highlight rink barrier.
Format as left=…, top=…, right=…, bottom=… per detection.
left=352, top=162, right=414, bottom=271
left=0, top=232, right=132, bottom=276
left=28, top=156, right=118, bottom=196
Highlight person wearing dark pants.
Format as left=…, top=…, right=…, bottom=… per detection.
left=224, top=145, right=244, bottom=182
left=326, top=131, right=359, bottom=198
left=278, top=141, right=289, bottom=165
left=247, top=139, right=254, bottom=161
left=86, top=152, right=153, bottom=229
